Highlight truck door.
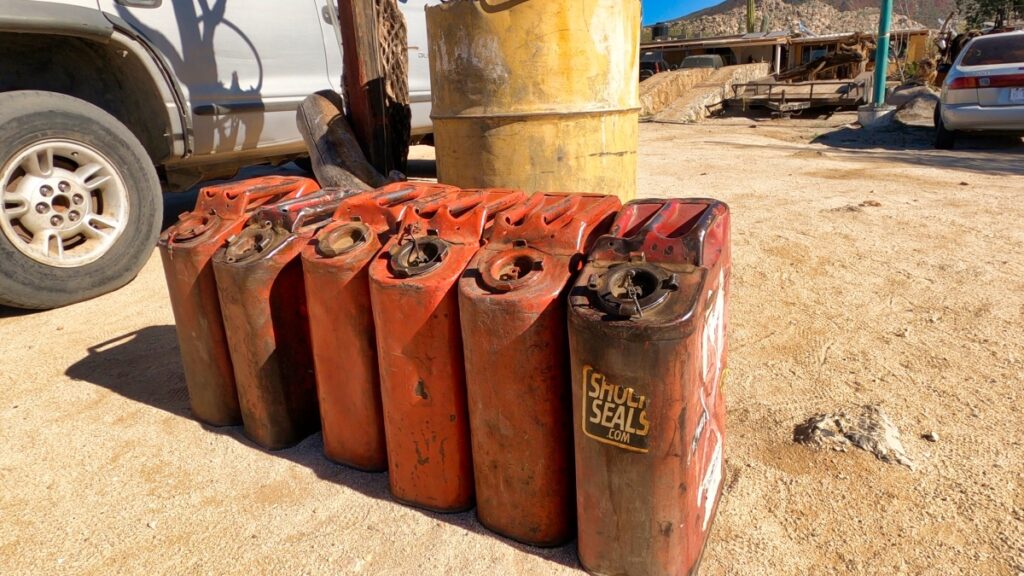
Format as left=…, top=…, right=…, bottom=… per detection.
left=100, top=0, right=336, bottom=156
left=400, top=0, right=433, bottom=136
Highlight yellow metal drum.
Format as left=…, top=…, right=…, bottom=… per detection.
left=426, top=0, right=641, bottom=202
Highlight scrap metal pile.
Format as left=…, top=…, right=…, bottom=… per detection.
left=728, top=33, right=876, bottom=115
left=778, top=32, right=877, bottom=83
left=160, top=176, right=731, bottom=576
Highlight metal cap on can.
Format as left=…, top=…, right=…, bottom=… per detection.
left=587, top=261, right=679, bottom=318
left=222, top=220, right=285, bottom=263
left=388, top=232, right=450, bottom=278
left=579, top=199, right=729, bottom=320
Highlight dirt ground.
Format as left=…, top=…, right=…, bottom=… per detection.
left=2, top=115, right=1022, bottom=575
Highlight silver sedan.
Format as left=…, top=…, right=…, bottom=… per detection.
left=937, top=30, right=1024, bottom=149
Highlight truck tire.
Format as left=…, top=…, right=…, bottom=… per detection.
left=0, top=90, right=161, bottom=309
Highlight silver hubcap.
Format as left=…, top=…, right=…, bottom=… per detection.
left=0, top=140, right=129, bottom=267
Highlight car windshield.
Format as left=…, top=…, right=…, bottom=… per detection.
left=961, top=34, right=1024, bottom=66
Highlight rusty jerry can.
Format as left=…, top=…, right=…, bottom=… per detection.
left=212, top=188, right=355, bottom=450
left=458, top=193, right=621, bottom=546
left=568, top=199, right=731, bottom=576
left=368, top=188, right=527, bottom=512
left=159, top=176, right=319, bottom=426
left=300, top=182, right=459, bottom=471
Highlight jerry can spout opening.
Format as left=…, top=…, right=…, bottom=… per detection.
left=389, top=234, right=449, bottom=278
left=315, top=221, right=372, bottom=258
left=223, top=221, right=284, bottom=264
left=588, top=263, right=679, bottom=318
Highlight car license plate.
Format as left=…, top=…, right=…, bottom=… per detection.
left=1012, top=87, right=1024, bottom=103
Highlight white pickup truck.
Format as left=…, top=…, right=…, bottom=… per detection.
left=0, top=0, right=433, bottom=309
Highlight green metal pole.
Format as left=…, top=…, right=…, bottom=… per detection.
left=872, top=0, right=893, bottom=106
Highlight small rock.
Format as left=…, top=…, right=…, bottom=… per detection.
left=831, top=204, right=863, bottom=213
left=794, top=405, right=915, bottom=470
left=892, top=92, right=940, bottom=126
left=886, top=84, right=939, bottom=108
left=860, top=200, right=882, bottom=207
left=922, top=432, right=939, bottom=442
left=146, top=521, right=157, bottom=529
left=959, top=182, right=969, bottom=186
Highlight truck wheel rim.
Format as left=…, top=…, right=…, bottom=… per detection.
left=0, top=139, right=129, bottom=267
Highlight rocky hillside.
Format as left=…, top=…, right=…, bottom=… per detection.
left=652, top=0, right=952, bottom=38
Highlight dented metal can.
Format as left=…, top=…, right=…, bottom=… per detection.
left=212, top=188, right=356, bottom=450
left=568, top=199, right=731, bottom=576
left=159, top=176, right=319, bottom=426
left=459, top=193, right=620, bottom=546
left=369, top=188, right=526, bottom=512
left=301, top=182, right=459, bottom=471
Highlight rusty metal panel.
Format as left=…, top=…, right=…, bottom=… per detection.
left=301, top=182, right=459, bottom=471
left=368, top=188, right=527, bottom=512
left=568, top=199, right=731, bottom=576
left=459, top=193, right=620, bottom=546
left=212, top=189, right=356, bottom=450
left=159, top=176, right=319, bottom=426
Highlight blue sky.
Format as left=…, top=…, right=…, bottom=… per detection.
left=642, top=0, right=723, bottom=25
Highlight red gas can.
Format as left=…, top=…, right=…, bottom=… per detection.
left=459, top=193, right=620, bottom=546
left=212, top=188, right=355, bottom=450
left=159, top=176, right=319, bottom=426
left=568, top=199, right=731, bottom=576
left=368, top=188, right=527, bottom=512
left=301, top=182, right=459, bottom=471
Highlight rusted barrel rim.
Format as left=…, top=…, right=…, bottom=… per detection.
left=317, top=221, right=373, bottom=258
left=389, top=236, right=449, bottom=278
left=588, top=262, right=678, bottom=318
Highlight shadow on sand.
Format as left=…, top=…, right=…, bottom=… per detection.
left=812, top=124, right=1024, bottom=176
left=706, top=106, right=1024, bottom=177
left=65, top=324, right=579, bottom=568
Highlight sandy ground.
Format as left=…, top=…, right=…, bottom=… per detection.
left=1, top=116, right=1022, bottom=575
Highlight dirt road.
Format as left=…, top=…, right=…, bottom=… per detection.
left=2, top=117, right=1021, bottom=575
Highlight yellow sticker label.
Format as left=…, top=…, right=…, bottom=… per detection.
left=582, top=365, right=650, bottom=453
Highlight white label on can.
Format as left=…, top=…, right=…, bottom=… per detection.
left=698, top=431, right=723, bottom=531
left=701, top=269, right=726, bottom=390
left=691, top=392, right=709, bottom=457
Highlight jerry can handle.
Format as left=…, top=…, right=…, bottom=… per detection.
left=376, top=185, right=427, bottom=207
left=482, top=191, right=526, bottom=218
left=539, top=195, right=580, bottom=225
left=261, top=188, right=353, bottom=232
left=290, top=201, right=343, bottom=232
